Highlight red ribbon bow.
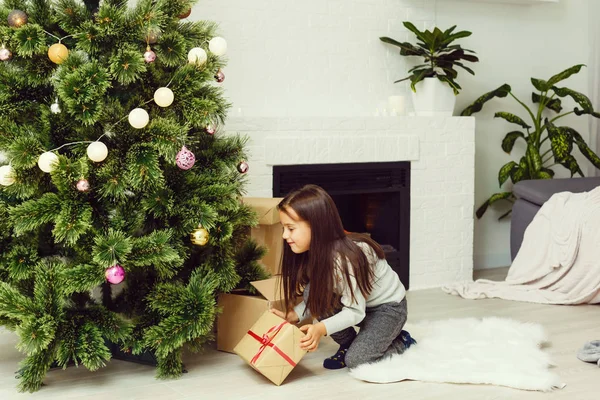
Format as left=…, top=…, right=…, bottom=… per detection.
left=248, top=320, right=297, bottom=367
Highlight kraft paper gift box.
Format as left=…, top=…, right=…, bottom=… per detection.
left=241, top=197, right=284, bottom=275
left=217, top=277, right=285, bottom=353
left=234, top=310, right=307, bottom=386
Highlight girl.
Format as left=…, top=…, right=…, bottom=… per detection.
left=271, top=184, right=415, bottom=370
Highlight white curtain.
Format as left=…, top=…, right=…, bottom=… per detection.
left=589, top=0, right=600, bottom=176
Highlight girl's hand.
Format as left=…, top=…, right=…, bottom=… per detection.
left=299, top=322, right=327, bottom=352
left=269, top=308, right=299, bottom=324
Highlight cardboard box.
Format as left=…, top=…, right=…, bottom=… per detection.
left=217, top=277, right=285, bottom=353
left=242, top=197, right=284, bottom=275
left=234, top=310, right=307, bottom=385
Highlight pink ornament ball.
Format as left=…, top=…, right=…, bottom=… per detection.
left=0, top=47, right=11, bottom=61
left=237, top=161, right=249, bottom=174
left=144, top=50, right=156, bottom=63
left=215, top=69, right=225, bottom=83
left=105, top=264, right=125, bottom=284
left=76, top=179, right=90, bottom=192
left=176, top=146, right=195, bottom=170
left=205, top=124, right=215, bottom=135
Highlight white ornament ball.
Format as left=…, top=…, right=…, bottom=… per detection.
left=38, top=151, right=59, bottom=173
left=187, top=47, right=207, bottom=65
left=0, top=165, right=15, bottom=186
left=128, top=108, right=149, bottom=129
left=209, top=37, right=227, bottom=56
left=154, top=87, right=174, bottom=107
left=50, top=101, right=61, bottom=114
left=87, top=142, right=108, bottom=162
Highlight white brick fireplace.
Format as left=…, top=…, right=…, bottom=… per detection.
left=225, top=117, right=476, bottom=290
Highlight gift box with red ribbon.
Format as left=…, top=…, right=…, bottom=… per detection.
left=234, top=310, right=307, bottom=385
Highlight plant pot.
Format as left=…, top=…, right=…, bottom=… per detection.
left=411, top=77, right=456, bottom=116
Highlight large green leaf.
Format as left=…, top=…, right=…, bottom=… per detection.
left=453, top=61, right=475, bottom=75
left=536, top=170, right=553, bottom=179
left=461, top=84, right=511, bottom=116
left=546, top=64, right=585, bottom=87
left=436, top=75, right=461, bottom=95
left=562, top=155, right=585, bottom=177
left=532, top=93, right=562, bottom=113
left=379, top=37, right=424, bottom=56
left=476, top=192, right=513, bottom=219
left=552, top=86, right=594, bottom=112
left=511, top=157, right=530, bottom=183
left=526, top=143, right=543, bottom=174
left=441, top=30, right=472, bottom=46
left=494, top=112, right=531, bottom=129
left=530, top=65, right=585, bottom=93
left=540, top=167, right=555, bottom=178
left=443, top=25, right=457, bottom=37
left=446, top=44, right=477, bottom=53
left=408, top=64, right=430, bottom=73
left=569, top=127, right=600, bottom=169
left=501, top=131, right=525, bottom=153
left=545, top=120, right=573, bottom=163
left=498, top=161, right=518, bottom=187
left=403, top=21, right=429, bottom=44
left=408, top=69, right=435, bottom=90
left=531, top=78, right=549, bottom=92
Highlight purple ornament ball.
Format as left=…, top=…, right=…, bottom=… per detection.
left=105, top=264, right=125, bottom=284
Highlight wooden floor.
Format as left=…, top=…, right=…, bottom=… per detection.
left=1, top=268, right=599, bottom=400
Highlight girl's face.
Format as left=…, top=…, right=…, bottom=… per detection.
left=279, top=207, right=311, bottom=254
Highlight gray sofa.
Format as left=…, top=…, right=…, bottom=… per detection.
left=510, top=177, right=600, bottom=260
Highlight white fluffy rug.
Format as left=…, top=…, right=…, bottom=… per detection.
left=349, top=317, right=565, bottom=391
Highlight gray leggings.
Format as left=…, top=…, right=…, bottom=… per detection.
left=303, top=285, right=408, bottom=369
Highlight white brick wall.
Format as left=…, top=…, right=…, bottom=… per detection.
left=225, top=116, right=476, bottom=289
left=193, top=0, right=435, bottom=117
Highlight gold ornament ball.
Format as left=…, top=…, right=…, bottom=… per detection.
left=8, top=10, right=28, bottom=28
left=178, top=8, right=192, bottom=19
left=191, top=227, right=209, bottom=246
left=48, top=43, right=69, bottom=64
left=146, top=28, right=161, bottom=44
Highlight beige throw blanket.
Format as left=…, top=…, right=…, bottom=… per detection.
left=443, top=186, right=600, bottom=304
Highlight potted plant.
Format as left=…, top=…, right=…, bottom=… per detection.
left=380, top=22, right=478, bottom=116
left=461, top=64, right=600, bottom=219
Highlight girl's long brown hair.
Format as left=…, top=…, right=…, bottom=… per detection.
left=278, top=184, right=385, bottom=320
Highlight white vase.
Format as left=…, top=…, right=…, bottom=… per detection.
left=411, top=77, right=457, bottom=116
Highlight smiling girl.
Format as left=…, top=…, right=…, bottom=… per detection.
left=271, top=184, right=415, bottom=370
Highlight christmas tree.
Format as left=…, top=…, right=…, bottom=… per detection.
left=0, top=0, right=267, bottom=392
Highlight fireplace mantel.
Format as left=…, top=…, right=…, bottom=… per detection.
left=224, top=116, right=476, bottom=290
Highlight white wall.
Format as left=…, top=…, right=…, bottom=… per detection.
left=193, top=0, right=593, bottom=269
left=436, top=0, right=591, bottom=268
left=192, top=0, right=435, bottom=116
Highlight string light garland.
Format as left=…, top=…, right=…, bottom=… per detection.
left=2, top=14, right=232, bottom=176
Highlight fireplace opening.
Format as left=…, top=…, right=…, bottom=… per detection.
left=273, top=161, right=410, bottom=289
